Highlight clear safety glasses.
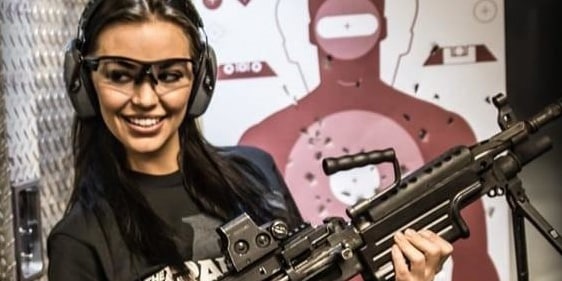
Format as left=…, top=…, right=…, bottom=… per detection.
left=83, top=56, right=195, bottom=95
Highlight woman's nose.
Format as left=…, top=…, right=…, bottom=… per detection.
left=130, top=82, right=159, bottom=108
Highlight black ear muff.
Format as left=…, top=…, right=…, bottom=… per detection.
left=63, top=39, right=97, bottom=118
left=187, top=43, right=217, bottom=118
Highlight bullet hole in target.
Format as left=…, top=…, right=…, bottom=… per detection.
left=314, top=129, right=320, bottom=137
left=305, top=172, right=315, bottom=183
left=414, top=83, right=419, bottom=93
left=316, top=198, right=331, bottom=214
left=314, top=151, right=322, bottom=160
left=434, top=93, right=440, bottom=100
left=324, top=137, right=332, bottom=146
left=342, top=147, right=350, bottom=154
left=418, top=128, right=428, bottom=141
left=447, top=117, right=455, bottom=125
left=488, top=207, right=495, bottom=217
left=403, top=114, right=411, bottom=121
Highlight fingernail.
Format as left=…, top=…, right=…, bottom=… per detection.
left=404, top=229, right=415, bottom=236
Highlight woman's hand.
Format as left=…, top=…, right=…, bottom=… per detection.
left=392, top=229, right=453, bottom=281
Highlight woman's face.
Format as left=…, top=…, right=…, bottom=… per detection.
left=91, top=19, right=194, bottom=174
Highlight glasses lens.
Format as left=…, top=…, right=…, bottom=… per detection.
left=96, top=59, right=139, bottom=94
left=94, top=58, right=193, bottom=95
left=152, top=60, right=193, bottom=93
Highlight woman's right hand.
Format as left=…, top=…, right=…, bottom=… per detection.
left=391, top=229, right=453, bottom=281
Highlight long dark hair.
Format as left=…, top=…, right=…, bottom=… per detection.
left=66, top=0, right=300, bottom=278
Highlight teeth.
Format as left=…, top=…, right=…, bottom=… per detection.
left=127, top=117, right=162, bottom=127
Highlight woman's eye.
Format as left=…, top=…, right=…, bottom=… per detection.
left=158, top=72, right=184, bottom=83
left=105, top=70, right=133, bottom=83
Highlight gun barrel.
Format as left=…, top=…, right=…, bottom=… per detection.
left=513, top=135, right=553, bottom=167
left=527, top=99, right=562, bottom=132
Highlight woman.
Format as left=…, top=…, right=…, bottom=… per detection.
left=48, top=0, right=452, bottom=280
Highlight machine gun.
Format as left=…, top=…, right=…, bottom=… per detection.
left=217, top=94, right=562, bottom=281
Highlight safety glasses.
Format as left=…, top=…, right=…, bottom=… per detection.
left=83, top=56, right=196, bottom=95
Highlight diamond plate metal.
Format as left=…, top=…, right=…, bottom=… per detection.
left=1, top=0, right=87, bottom=280
left=1, top=65, right=16, bottom=281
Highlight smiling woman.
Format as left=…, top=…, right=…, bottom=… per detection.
left=90, top=20, right=194, bottom=173
left=47, top=1, right=302, bottom=280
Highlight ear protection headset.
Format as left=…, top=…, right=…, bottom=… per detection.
left=63, top=0, right=217, bottom=119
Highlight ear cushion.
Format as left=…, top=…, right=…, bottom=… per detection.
left=187, top=44, right=218, bottom=118
left=63, top=39, right=97, bottom=118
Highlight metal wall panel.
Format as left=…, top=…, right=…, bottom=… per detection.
left=0, top=1, right=86, bottom=280
left=1, top=57, right=15, bottom=281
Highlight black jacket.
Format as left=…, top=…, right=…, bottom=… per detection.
left=47, top=146, right=302, bottom=281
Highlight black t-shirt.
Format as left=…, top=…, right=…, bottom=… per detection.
left=134, top=170, right=229, bottom=281
left=133, top=170, right=223, bottom=260
left=47, top=146, right=302, bottom=281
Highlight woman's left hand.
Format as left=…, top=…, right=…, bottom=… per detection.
left=391, top=229, right=453, bottom=281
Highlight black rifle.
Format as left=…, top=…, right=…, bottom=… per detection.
left=217, top=94, right=562, bottom=281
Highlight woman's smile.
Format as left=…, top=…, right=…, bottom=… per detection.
left=122, top=115, right=166, bottom=134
